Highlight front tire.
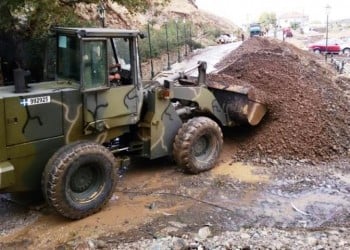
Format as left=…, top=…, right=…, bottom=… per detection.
left=343, top=48, right=350, bottom=56
left=314, top=49, right=321, bottom=54
left=173, top=117, right=223, bottom=174
left=42, top=141, right=116, bottom=219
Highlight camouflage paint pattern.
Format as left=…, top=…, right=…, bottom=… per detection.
left=83, top=85, right=139, bottom=134
left=138, top=83, right=182, bottom=159
left=0, top=78, right=143, bottom=191
left=173, top=85, right=228, bottom=125
left=0, top=82, right=74, bottom=191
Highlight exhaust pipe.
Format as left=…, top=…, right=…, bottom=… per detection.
left=13, top=67, right=30, bottom=93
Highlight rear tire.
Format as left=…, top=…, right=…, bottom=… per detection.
left=42, top=141, right=116, bottom=219
left=173, top=117, right=223, bottom=174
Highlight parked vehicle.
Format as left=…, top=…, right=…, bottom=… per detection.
left=283, top=27, right=293, bottom=38
left=308, top=39, right=341, bottom=54
left=249, top=23, right=262, bottom=37
left=216, top=34, right=236, bottom=44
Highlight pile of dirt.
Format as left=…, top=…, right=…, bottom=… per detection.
left=210, top=37, right=350, bottom=162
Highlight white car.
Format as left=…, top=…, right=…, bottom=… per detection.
left=216, top=34, right=237, bottom=44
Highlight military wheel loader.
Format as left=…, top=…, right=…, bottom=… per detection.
left=0, top=27, right=267, bottom=219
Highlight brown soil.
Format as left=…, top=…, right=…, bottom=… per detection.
left=210, top=37, right=350, bottom=162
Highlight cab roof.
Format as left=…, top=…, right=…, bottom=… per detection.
left=53, top=27, right=142, bottom=38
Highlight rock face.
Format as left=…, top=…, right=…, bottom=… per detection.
left=211, top=37, right=350, bottom=162
left=75, top=0, right=238, bottom=34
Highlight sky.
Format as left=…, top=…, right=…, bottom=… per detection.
left=196, top=0, right=350, bottom=26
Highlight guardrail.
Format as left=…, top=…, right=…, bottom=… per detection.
left=329, top=55, right=350, bottom=75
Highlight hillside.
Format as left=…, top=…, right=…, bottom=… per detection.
left=77, top=0, right=242, bottom=79
left=76, top=0, right=241, bottom=44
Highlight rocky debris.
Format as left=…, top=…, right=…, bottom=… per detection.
left=210, top=37, right=350, bottom=162
left=334, top=75, right=350, bottom=101
left=61, top=227, right=350, bottom=249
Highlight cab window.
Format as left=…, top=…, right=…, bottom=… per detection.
left=112, top=38, right=131, bottom=70
left=107, top=37, right=133, bottom=86
left=57, top=35, right=80, bottom=82
left=82, top=40, right=108, bottom=90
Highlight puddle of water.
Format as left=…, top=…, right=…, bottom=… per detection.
left=200, top=161, right=270, bottom=211
left=0, top=166, right=189, bottom=249
left=0, top=193, right=190, bottom=249
left=334, top=172, right=350, bottom=185
left=254, top=189, right=350, bottom=226
left=212, top=161, right=269, bottom=183
left=290, top=191, right=350, bottom=209
left=205, top=158, right=350, bottom=228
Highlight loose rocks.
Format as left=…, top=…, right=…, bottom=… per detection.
left=210, top=37, right=350, bottom=162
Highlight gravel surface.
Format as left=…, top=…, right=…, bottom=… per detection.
left=102, top=227, right=350, bottom=250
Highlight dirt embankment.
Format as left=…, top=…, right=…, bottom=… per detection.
left=210, top=37, right=350, bottom=162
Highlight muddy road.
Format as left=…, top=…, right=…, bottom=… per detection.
left=0, top=138, right=349, bottom=249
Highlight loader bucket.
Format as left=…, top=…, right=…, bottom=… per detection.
left=207, top=81, right=267, bottom=126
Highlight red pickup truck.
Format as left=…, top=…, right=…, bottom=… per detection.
left=283, top=28, right=293, bottom=38
left=308, top=39, right=341, bottom=54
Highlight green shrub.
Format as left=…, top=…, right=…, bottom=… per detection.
left=138, top=19, right=201, bottom=61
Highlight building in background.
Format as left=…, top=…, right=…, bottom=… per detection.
left=278, top=12, right=309, bottom=29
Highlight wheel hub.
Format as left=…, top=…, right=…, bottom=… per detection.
left=70, top=166, right=94, bottom=193
left=193, top=136, right=209, bottom=157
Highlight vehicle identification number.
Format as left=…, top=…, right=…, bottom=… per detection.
left=20, top=96, right=51, bottom=106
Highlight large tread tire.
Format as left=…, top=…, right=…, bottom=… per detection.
left=173, top=117, right=223, bottom=174
left=41, top=141, right=116, bottom=219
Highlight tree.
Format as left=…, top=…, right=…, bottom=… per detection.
left=258, top=12, right=277, bottom=32
left=0, top=0, right=167, bottom=38
left=0, top=0, right=168, bottom=82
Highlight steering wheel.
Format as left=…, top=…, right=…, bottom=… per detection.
left=109, top=63, right=131, bottom=85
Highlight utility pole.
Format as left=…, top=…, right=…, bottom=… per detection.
left=97, top=1, right=106, bottom=28
left=189, top=20, right=192, bottom=52
left=175, top=19, right=180, bottom=62
left=183, top=18, right=187, bottom=57
left=165, top=21, right=171, bottom=70
left=325, top=4, right=331, bottom=62
left=147, top=22, right=154, bottom=78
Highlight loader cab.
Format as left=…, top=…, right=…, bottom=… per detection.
left=54, top=27, right=144, bottom=134
left=56, top=28, right=139, bottom=90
